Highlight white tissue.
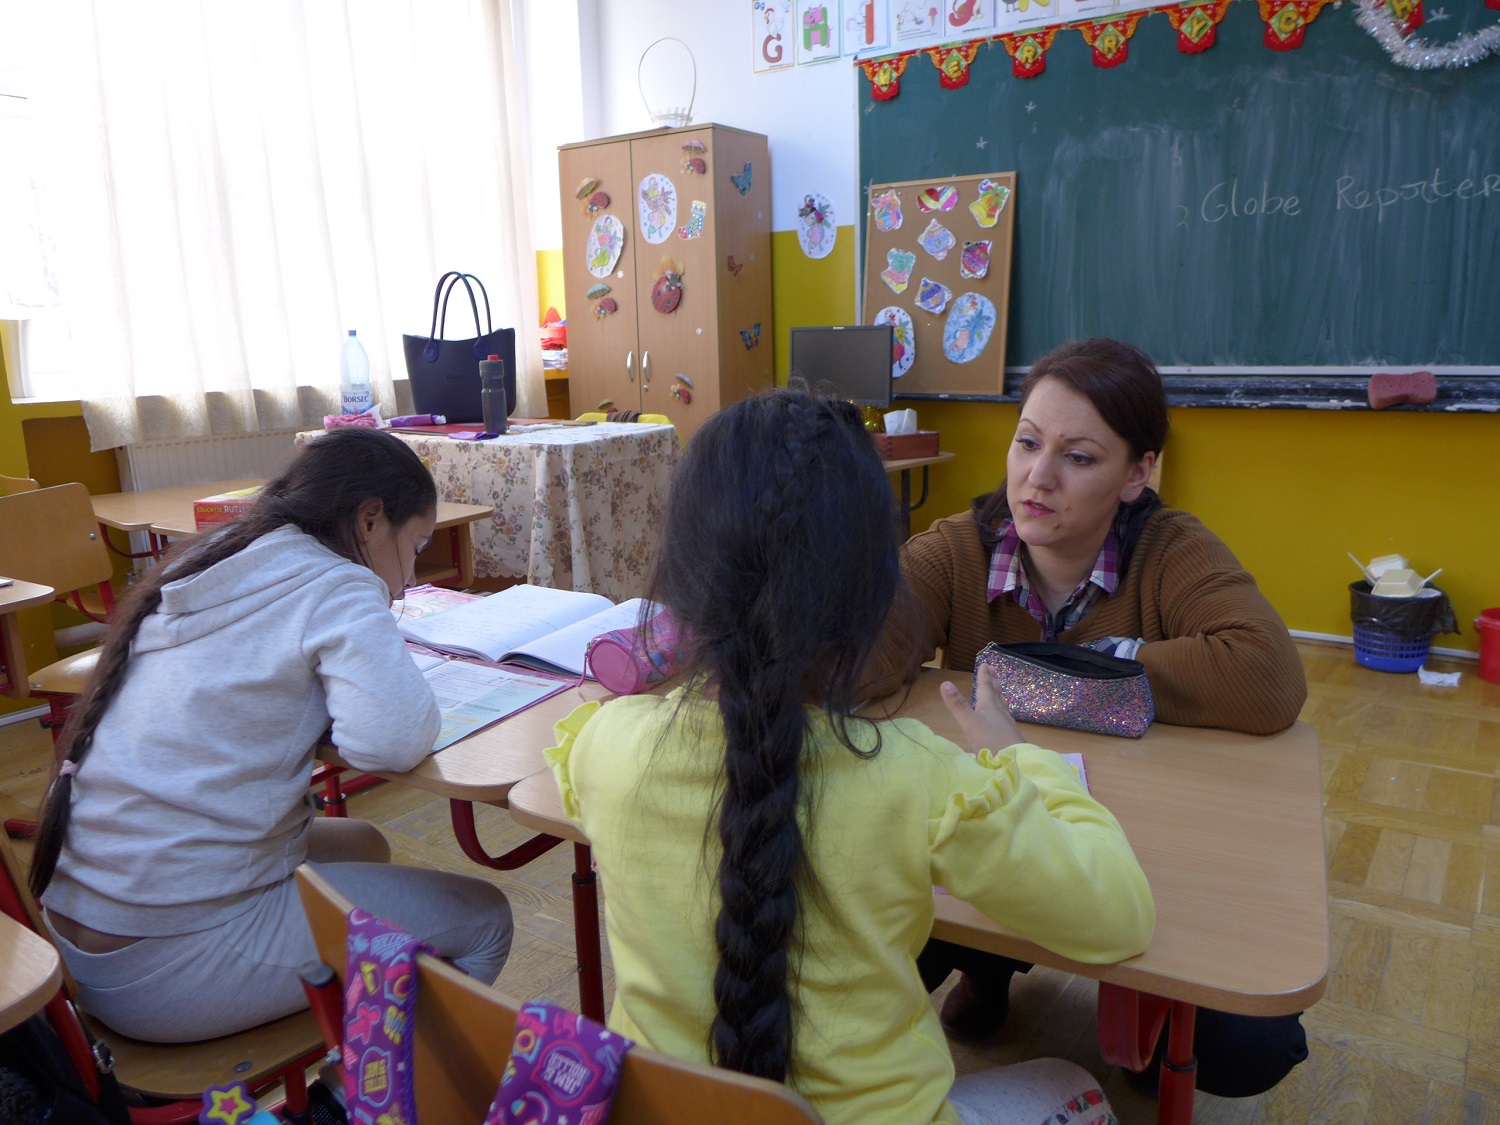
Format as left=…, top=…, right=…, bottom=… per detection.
left=1417, top=666, right=1461, bottom=687
left=883, top=408, right=918, bottom=435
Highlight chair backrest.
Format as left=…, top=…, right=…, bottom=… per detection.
left=295, top=867, right=821, bottom=1125
left=575, top=412, right=609, bottom=422
left=0, top=473, right=40, bottom=495
left=0, top=483, right=114, bottom=597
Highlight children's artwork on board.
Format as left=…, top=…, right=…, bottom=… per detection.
left=873, top=305, right=916, bottom=378
left=915, top=277, right=953, bottom=314
left=797, top=193, right=837, bottom=258
left=916, top=185, right=958, bottom=212
left=946, top=0, right=997, bottom=34
left=943, top=292, right=997, bottom=363
left=880, top=248, right=917, bottom=293
left=752, top=1, right=795, bottom=71
left=843, top=0, right=891, bottom=55
left=797, top=2, right=842, bottom=63
left=960, top=239, right=992, bottom=279
left=586, top=214, right=625, bottom=278
left=871, top=188, right=904, bottom=231
left=968, top=178, right=1012, bottom=228
left=638, top=175, right=678, bottom=245
left=862, top=171, right=1014, bottom=396
left=918, top=219, right=956, bottom=259
left=893, top=0, right=944, bottom=43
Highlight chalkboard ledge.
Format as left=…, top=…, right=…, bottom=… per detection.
left=894, top=370, right=1500, bottom=412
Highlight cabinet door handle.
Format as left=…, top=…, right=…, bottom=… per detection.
left=626, top=350, right=635, bottom=383
left=642, top=350, right=651, bottom=390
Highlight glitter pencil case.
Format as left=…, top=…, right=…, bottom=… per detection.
left=584, top=607, right=688, bottom=696
left=973, top=642, right=1154, bottom=739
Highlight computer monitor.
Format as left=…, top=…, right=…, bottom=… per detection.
left=788, top=325, right=895, bottom=409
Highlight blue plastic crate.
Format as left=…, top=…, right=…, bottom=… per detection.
left=1352, top=624, right=1430, bottom=674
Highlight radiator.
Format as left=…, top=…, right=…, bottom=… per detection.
left=114, top=431, right=300, bottom=559
left=116, top=430, right=299, bottom=493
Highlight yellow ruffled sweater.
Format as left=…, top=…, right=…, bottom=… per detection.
left=547, top=691, right=1155, bottom=1125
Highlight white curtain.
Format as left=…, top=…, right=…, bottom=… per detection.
left=6, top=0, right=543, bottom=449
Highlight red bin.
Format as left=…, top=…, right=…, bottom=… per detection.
left=1478, top=609, right=1500, bottom=686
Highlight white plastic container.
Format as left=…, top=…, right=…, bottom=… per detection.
left=340, top=330, right=374, bottom=415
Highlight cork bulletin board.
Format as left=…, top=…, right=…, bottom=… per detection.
left=860, top=171, right=1016, bottom=398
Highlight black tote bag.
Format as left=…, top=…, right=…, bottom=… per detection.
left=402, top=272, right=516, bottom=423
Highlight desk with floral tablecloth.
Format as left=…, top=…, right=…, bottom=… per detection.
left=297, top=423, right=680, bottom=601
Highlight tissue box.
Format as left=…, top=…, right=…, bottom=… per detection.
left=873, top=431, right=940, bottom=460
left=193, top=486, right=262, bottom=530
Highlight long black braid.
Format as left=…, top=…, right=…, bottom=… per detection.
left=644, top=389, right=905, bottom=1082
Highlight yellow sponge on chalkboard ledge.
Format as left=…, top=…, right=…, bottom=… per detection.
left=1368, top=371, right=1436, bottom=410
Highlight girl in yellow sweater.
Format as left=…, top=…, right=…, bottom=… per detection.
left=548, top=389, right=1154, bottom=1124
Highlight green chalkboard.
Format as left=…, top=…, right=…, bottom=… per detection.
left=858, top=2, right=1500, bottom=408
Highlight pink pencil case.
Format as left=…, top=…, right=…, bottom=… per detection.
left=584, top=608, right=688, bottom=695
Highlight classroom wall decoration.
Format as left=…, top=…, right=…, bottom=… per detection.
left=796, top=192, right=838, bottom=257
left=857, top=1, right=1500, bottom=408
left=757, top=0, right=1500, bottom=81
left=862, top=172, right=1015, bottom=395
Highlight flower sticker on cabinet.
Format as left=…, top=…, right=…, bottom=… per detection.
left=873, top=305, right=916, bottom=379
left=586, top=214, right=625, bottom=279
left=638, top=174, right=678, bottom=245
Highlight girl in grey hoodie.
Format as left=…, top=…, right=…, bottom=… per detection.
left=31, top=428, right=513, bottom=1043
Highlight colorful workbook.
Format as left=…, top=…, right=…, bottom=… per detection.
left=395, top=582, right=653, bottom=678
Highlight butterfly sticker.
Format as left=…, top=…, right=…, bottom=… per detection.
left=730, top=162, right=753, bottom=196
left=726, top=255, right=744, bottom=276
left=739, top=323, right=761, bottom=350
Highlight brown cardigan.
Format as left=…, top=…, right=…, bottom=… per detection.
left=869, top=506, right=1307, bottom=735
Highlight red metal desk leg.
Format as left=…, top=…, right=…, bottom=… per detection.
left=448, top=798, right=564, bottom=870
left=571, top=843, right=605, bottom=1022
left=1097, top=983, right=1198, bottom=1125
left=1158, top=1000, right=1198, bottom=1125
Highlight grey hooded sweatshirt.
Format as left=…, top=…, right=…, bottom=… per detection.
left=45, top=525, right=441, bottom=936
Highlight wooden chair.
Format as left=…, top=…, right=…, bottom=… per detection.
left=295, top=866, right=822, bottom=1125
left=0, top=484, right=116, bottom=836
left=0, top=836, right=325, bottom=1124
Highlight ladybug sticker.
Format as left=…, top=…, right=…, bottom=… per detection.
left=651, top=257, right=684, bottom=315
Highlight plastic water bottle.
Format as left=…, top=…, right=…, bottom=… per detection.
left=340, top=330, right=373, bottom=415
left=480, top=354, right=509, bottom=434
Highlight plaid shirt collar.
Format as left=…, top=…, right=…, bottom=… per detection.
left=986, top=518, right=1120, bottom=640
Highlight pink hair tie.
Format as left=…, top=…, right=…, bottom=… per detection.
left=58, top=760, right=80, bottom=779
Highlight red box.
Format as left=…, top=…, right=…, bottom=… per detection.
left=193, top=486, right=262, bottom=530
left=872, top=430, right=940, bottom=460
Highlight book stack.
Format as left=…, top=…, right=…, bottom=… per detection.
left=193, top=486, right=262, bottom=530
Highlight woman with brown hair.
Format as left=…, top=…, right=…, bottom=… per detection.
left=875, top=337, right=1308, bottom=1098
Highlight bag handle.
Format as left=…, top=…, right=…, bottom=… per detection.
left=422, top=272, right=495, bottom=361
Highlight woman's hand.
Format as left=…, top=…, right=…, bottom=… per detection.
left=940, top=665, right=1026, bottom=755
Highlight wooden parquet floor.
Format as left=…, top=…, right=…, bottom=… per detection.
left=4, top=639, right=1499, bottom=1123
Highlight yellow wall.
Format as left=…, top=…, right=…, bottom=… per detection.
left=764, top=226, right=1499, bottom=654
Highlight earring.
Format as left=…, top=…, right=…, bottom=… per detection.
left=1123, top=489, right=1138, bottom=501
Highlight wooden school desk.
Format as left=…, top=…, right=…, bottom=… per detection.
left=505, top=670, right=1329, bottom=1124
left=884, top=451, right=955, bottom=539
left=0, top=911, right=63, bottom=1033
left=91, top=480, right=492, bottom=587
left=0, top=579, right=56, bottom=699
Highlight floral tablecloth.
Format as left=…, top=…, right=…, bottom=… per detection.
left=297, top=424, right=681, bottom=601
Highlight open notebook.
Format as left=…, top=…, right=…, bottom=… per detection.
left=395, top=583, right=654, bottom=679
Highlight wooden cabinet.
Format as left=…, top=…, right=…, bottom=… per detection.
left=558, top=124, right=773, bottom=443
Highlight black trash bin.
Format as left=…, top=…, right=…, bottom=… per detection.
left=1348, top=580, right=1458, bottom=673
